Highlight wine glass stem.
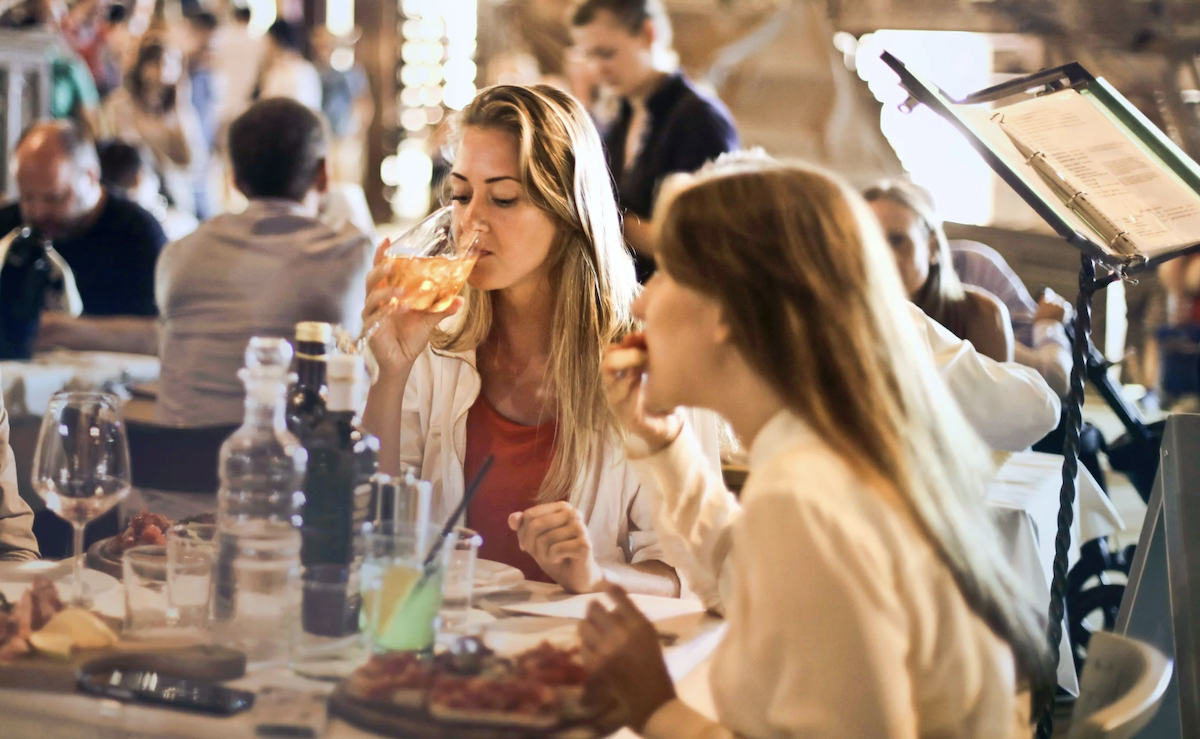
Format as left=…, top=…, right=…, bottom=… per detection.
left=72, top=523, right=86, bottom=605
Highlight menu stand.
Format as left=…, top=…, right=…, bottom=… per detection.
left=882, top=52, right=1200, bottom=737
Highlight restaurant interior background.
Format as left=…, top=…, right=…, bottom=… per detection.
left=0, top=0, right=1182, bottom=605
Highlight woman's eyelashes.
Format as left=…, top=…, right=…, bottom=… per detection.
left=450, top=193, right=519, bottom=208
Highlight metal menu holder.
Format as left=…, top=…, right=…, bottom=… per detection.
left=881, top=52, right=1200, bottom=738
left=1115, top=414, right=1200, bottom=739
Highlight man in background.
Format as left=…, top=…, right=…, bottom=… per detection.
left=156, top=98, right=372, bottom=426
left=0, top=121, right=164, bottom=355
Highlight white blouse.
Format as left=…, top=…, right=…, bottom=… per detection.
left=398, top=346, right=723, bottom=568
left=632, top=411, right=1030, bottom=739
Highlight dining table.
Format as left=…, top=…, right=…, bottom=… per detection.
left=0, top=447, right=1122, bottom=737
left=0, top=578, right=726, bottom=739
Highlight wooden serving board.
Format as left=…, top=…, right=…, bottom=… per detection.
left=0, top=641, right=246, bottom=694
left=328, top=684, right=612, bottom=739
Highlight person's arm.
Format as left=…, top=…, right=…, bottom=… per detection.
left=965, top=288, right=1014, bottom=363
left=601, top=484, right=917, bottom=739
left=911, top=303, right=1060, bottom=451
left=35, top=313, right=159, bottom=355
left=0, top=391, right=38, bottom=562
left=627, top=423, right=740, bottom=612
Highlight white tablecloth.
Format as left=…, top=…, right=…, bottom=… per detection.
left=1, top=351, right=160, bottom=417
left=985, top=450, right=1125, bottom=696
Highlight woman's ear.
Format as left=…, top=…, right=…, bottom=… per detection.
left=928, top=233, right=940, bottom=265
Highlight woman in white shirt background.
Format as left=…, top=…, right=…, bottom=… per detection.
left=587, top=158, right=1054, bottom=737
left=361, top=84, right=720, bottom=596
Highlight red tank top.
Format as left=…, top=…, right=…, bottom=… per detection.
left=464, top=393, right=559, bottom=583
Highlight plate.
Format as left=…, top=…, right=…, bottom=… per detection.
left=0, top=560, right=120, bottom=604
left=474, top=559, right=524, bottom=595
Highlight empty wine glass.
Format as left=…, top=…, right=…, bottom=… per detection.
left=32, top=391, right=132, bottom=606
left=338, top=205, right=482, bottom=355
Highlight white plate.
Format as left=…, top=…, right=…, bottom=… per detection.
left=473, top=559, right=524, bottom=595
left=0, top=560, right=120, bottom=604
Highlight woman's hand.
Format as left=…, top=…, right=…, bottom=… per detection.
left=579, top=584, right=676, bottom=731
left=1034, top=288, right=1070, bottom=324
left=363, top=239, right=463, bottom=377
left=508, top=502, right=604, bottom=593
left=601, top=335, right=681, bottom=456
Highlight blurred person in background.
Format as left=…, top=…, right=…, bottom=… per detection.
left=97, top=138, right=198, bottom=240
left=0, top=121, right=163, bottom=355
left=951, top=240, right=1072, bottom=397
left=570, top=0, right=739, bottom=283
left=183, top=10, right=223, bottom=219
left=865, top=180, right=1013, bottom=363
left=100, top=40, right=205, bottom=218
left=0, top=0, right=102, bottom=136
left=155, top=98, right=371, bottom=426
left=96, top=2, right=136, bottom=96
left=311, top=26, right=372, bottom=186
left=254, top=19, right=321, bottom=111
left=213, top=5, right=263, bottom=126
left=1156, top=253, right=1200, bottom=407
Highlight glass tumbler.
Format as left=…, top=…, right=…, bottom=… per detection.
left=439, top=527, right=481, bottom=631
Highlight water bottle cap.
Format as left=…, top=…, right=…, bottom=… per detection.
left=245, top=337, right=293, bottom=369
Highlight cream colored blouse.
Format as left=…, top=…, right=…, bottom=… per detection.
left=631, top=411, right=1031, bottom=739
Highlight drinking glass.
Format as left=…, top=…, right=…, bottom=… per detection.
left=124, top=544, right=211, bottom=638
left=361, top=522, right=453, bottom=653
left=167, top=523, right=216, bottom=629
left=32, top=391, right=131, bottom=606
left=342, top=206, right=482, bottom=354
left=439, top=527, right=481, bottom=631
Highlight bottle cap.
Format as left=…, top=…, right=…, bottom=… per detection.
left=326, top=353, right=365, bottom=383
left=295, top=322, right=334, bottom=344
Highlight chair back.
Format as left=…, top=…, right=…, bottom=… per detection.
left=126, top=420, right=238, bottom=494
left=1068, top=631, right=1173, bottom=739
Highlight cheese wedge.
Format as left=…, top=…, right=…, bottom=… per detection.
left=28, top=631, right=73, bottom=660
left=38, top=608, right=118, bottom=650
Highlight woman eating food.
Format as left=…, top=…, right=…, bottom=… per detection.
left=361, top=84, right=720, bottom=595
left=864, top=179, right=1014, bottom=362
left=586, top=158, right=1052, bottom=737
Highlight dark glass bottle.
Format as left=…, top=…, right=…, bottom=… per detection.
left=286, top=322, right=332, bottom=437
left=299, top=354, right=378, bottom=637
left=0, top=227, right=56, bottom=359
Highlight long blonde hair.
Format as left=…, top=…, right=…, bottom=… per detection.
left=656, top=160, right=1053, bottom=706
left=435, top=84, right=639, bottom=504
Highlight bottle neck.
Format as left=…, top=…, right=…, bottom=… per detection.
left=243, top=379, right=288, bottom=431
left=295, top=340, right=328, bottom=389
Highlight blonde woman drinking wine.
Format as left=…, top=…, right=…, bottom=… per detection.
left=361, top=84, right=720, bottom=596
left=588, top=158, right=1052, bottom=737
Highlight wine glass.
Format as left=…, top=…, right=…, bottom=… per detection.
left=339, top=205, right=483, bottom=355
left=32, top=391, right=132, bottom=606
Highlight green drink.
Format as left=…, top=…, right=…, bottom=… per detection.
left=374, top=566, right=445, bottom=652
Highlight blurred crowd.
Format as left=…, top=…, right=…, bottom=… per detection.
left=0, top=0, right=373, bottom=233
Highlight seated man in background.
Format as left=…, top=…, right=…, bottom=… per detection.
left=952, top=239, right=1072, bottom=397
left=0, top=374, right=38, bottom=562
left=0, top=121, right=164, bottom=355
left=97, top=139, right=199, bottom=241
left=155, top=97, right=373, bottom=427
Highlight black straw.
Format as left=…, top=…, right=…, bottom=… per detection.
left=421, top=455, right=493, bottom=570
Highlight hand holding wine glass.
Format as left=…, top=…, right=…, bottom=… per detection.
left=32, top=392, right=131, bottom=606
